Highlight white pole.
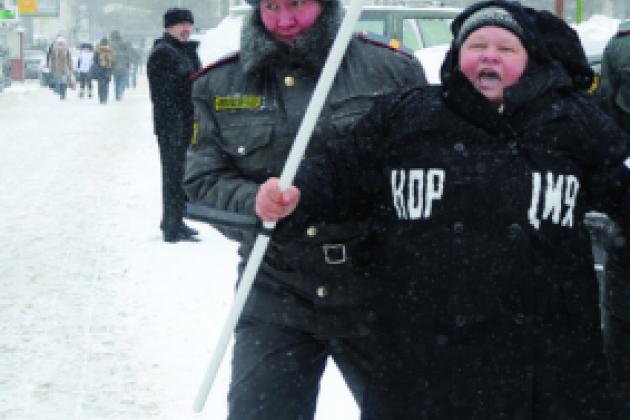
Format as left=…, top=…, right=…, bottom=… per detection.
left=192, top=0, right=367, bottom=412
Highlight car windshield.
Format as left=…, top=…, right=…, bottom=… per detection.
left=355, top=19, right=385, bottom=35
left=24, top=50, right=44, bottom=59
left=403, top=17, right=453, bottom=49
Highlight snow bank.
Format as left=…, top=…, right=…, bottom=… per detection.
left=572, top=14, right=620, bottom=56
left=414, top=44, right=449, bottom=84
left=195, top=15, right=244, bottom=66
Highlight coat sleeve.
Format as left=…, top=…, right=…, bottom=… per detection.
left=404, top=54, right=428, bottom=88
left=275, top=89, right=415, bottom=239
left=575, top=93, right=630, bottom=221
left=597, top=42, right=621, bottom=121
left=183, top=80, right=260, bottom=244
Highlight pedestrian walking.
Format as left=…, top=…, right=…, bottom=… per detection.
left=110, top=30, right=131, bottom=101
left=597, top=18, right=630, bottom=419
left=183, top=0, right=426, bottom=416
left=47, top=37, right=73, bottom=100
left=129, top=44, right=142, bottom=89
left=147, top=8, right=201, bottom=243
left=255, top=1, right=629, bottom=418
left=92, top=38, right=113, bottom=104
left=76, top=43, right=94, bottom=99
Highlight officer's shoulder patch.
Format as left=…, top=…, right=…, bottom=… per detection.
left=358, top=31, right=415, bottom=59
left=191, top=51, right=240, bottom=80
left=618, top=20, right=630, bottom=35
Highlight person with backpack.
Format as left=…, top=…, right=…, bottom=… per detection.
left=92, top=38, right=113, bottom=104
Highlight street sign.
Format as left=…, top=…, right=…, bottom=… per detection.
left=18, top=0, right=37, bottom=15
left=18, top=0, right=58, bottom=17
left=0, top=8, right=16, bottom=20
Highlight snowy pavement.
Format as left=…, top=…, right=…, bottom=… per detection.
left=0, top=78, right=358, bottom=419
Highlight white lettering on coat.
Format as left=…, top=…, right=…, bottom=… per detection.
left=528, top=171, right=579, bottom=230
left=391, top=169, right=445, bottom=220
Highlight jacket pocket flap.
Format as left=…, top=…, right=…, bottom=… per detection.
left=217, top=124, right=273, bottom=157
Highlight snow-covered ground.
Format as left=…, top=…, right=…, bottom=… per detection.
left=0, top=12, right=622, bottom=419
left=0, top=78, right=358, bottom=419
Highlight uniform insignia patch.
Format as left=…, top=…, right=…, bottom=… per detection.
left=215, top=96, right=263, bottom=111
left=191, top=119, right=199, bottom=145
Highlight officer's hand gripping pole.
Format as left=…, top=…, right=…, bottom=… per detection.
left=192, top=0, right=367, bottom=412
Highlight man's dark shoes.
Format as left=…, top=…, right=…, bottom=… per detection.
left=163, top=228, right=200, bottom=243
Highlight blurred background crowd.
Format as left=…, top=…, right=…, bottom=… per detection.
left=0, top=0, right=627, bottom=94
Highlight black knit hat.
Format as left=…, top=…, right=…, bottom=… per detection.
left=164, top=8, right=194, bottom=28
left=455, top=5, right=524, bottom=46
left=441, top=0, right=594, bottom=91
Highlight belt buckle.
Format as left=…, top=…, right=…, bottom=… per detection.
left=323, top=244, right=346, bottom=264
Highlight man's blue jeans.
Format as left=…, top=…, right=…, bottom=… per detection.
left=114, top=74, right=128, bottom=101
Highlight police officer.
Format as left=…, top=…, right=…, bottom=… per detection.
left=598, top=19, right=630, bottom=418
left=183, top=0, right=426, bottom=416
left=599, top=20, right=630, bottom=132
left=148, top=8, right=201, bottom=243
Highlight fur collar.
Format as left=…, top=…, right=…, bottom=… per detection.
left=240, top=2, right=342, bottom=75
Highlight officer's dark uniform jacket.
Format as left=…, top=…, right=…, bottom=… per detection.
left=148, top=32, right=200, bottom=141
left=599, top=21, right=630, bottom=133
left=184, top=4, right=426, bottom=334
left=597, top=20, right=630, bottom=418
left=278, top=1, right=630, bottom=417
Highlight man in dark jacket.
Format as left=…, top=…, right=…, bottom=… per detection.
left=598, top=19, right=630, bottom=418
left=183, top=0, right=426, bottom=417
left=599, top=20, right=630, bottom=132
left=256, top=1, right=630, bottom=418
left=148, top=8, right=201, bottom=243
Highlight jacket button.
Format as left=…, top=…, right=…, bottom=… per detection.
left=316, top=286, right=328, bottom=298
left=453, top=221, right=464, bottom=234
left=306, top=226, right=318, bottom=237
left=284, top=76, right=295, bottom=87
left=237, top=146, right=246, bottom=155
left=507, top=141, right=518, bottom=155
left=507, top=223, right=522, bottom=239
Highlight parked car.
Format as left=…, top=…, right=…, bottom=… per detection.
left=23, top=49, right=47, bottom=80
left=0, top=55, right=4, bottom=93
left=0, top=46, right=10, bottom=89
left=194, top=4, right=460, bottom=83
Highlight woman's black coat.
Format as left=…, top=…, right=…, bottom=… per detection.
left=281, top=1, right=630, bottom=417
